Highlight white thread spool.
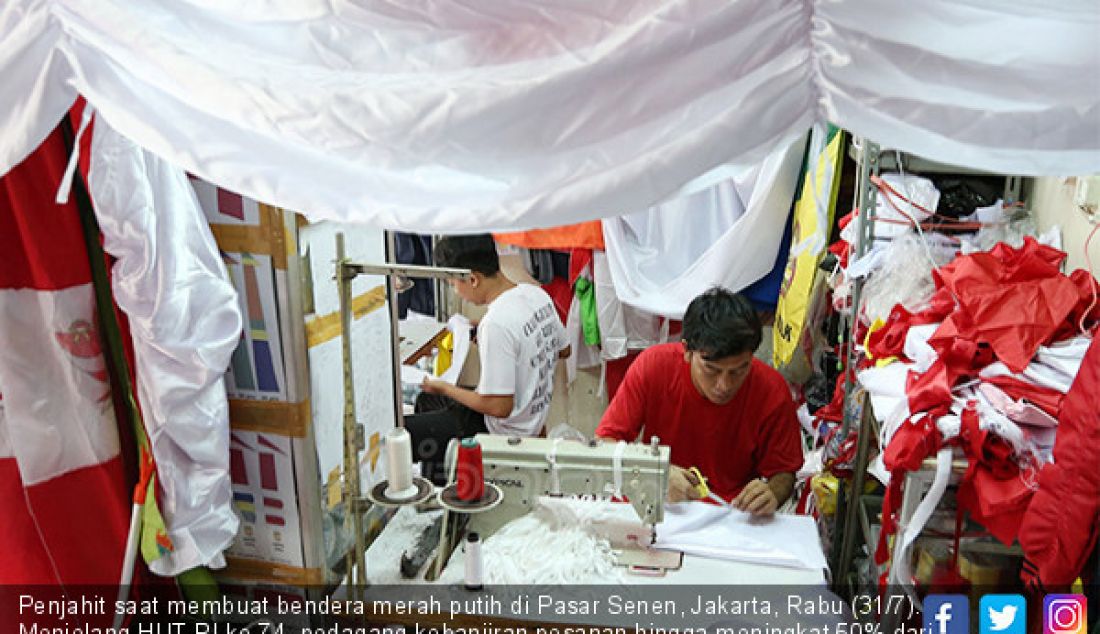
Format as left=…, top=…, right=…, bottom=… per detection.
left=464, top=532, right=483, bottom=591
left=384, top=427, right=417, bottom=499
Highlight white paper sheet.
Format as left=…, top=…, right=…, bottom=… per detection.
left=654, top=502, right=828, bottom=572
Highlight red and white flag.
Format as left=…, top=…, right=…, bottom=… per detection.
left=0, top=126, right=130, bottom=586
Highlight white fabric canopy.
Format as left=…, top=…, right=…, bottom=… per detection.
left=2, top=0, right=1098, bottom=232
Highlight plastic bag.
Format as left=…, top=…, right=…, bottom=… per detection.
left=547, top=423, right=588, bottom=443
left=863, top=233, right=956, bottom=323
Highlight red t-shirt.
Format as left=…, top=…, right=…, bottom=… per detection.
left=596, top=343, right=803, bottom=500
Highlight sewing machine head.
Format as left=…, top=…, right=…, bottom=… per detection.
left=447, top=433, right=670, bottom=539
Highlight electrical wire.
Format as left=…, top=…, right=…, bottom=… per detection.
left=890, top=151, right=950, bottom=276
left=1078, top=220, right=1100, bottom=335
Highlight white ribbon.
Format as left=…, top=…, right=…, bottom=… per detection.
left=889, top=447, right=953, bottom=603
left=55, top=106, right=96, bottom=204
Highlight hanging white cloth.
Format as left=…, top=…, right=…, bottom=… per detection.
left=88, top=119, right=242, bottom=576
left=592, top=250, right=663, bottom=361
left=1, top=1, right=1097, bottom=234
left=602, top=133, right=806, bottom=317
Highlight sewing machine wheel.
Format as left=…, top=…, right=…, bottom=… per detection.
left=366, top=476, right=434, bottom=507
left=438, top=482, right=503, bottom=513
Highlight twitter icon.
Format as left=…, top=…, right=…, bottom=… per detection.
left=981, top=594, right=1026, bottom=634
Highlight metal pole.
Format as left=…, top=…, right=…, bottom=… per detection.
left=385, top=231, right=406, bottom=429
left=837, top=392, right=875, bottom=594
left=830, top=139, right=879, bottom=589
left=336, top=233, right=366, bottom=600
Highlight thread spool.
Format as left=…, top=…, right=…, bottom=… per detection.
left=455, top=438, right=484, bottom=501
left=384, top=427, right=417, bottom=499
left=464, top=532, right=483, bottom=591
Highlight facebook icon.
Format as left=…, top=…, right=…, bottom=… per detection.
left=924, top=595, right=970, bottom=634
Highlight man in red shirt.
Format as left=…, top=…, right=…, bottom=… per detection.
left=596, top=288, right=803, bottom=515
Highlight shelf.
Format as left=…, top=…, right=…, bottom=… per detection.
left=849, top=144, right=1000, bottom=176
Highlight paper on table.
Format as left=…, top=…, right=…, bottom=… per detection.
left=654, top=502, right=828, bottom=571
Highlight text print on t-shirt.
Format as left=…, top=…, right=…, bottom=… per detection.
left=524, top=304, right=560, bottom=416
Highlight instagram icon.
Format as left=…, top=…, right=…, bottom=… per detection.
left=1044, top=595, right=1087, bottom=634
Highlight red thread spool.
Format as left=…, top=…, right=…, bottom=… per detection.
left=456, top=438, right=484, bottom=501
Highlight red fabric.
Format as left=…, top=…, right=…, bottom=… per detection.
left=0, top=133, right=92, bottom=291
left=541, top=276, right=572, bottom=325
left=1056, top=268, right=1100, bottom=340
left=812, top=371, right=852, bottom=423
left=596, top=343, right=803, bottom=500
left=932, top=237, right=1081, bottom=373
left=827, top=240, right=850, bottom=269
left=0, top=121, right=131, bottom=591
left=1019, top=336, right=1100, bottom=591
left=869, top=240, right=1100, bottom=575
left=982, top=374, right=1064, bottom=418
left=955, top=406, right=1032, bottom=545
left=865, top=305, right=917, bottom=360
left=604, top=351, right=642, bottom=400
left=568, top=248, right=593, bottom=285
left=865, top=296, right=953, bottom=361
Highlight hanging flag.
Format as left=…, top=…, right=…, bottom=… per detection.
left=0, top=126, right=130, bottom=587
left=773, top=125, right=845, bottom=368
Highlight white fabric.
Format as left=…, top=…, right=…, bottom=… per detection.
left=603, top=134, right=806, bottom=317
left=88, top=120, right=242, bottom=575
left=481, top=498, right=622, bottom=584
left=655, top=502, right=828, bottom=572
left=904, top=323, right=940, bottom=373
left=562, top=278, right=603, bottom=385
left=888, top=446, right=952, bottom=600
left=979, top=334, right=1093, bottom=395
left=0, top=399, right=10, bottom=460
left=841, top=172, right=939, bottom=242
left=592, top=250, right=662, bottom=361
left=857, top=362, right=911, bottom=428
left=2, top=2, right=1097, bottom=234
left=0, top=284, right=120, bottom=485
left=477, top=283, right=566, bottom=436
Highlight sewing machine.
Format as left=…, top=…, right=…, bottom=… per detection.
left=427, top=433, right=671, bottom=578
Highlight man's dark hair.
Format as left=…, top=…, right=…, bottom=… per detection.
left=682, top=288, right=762, bottom=360
left=433, top=234, right=501, bottom=276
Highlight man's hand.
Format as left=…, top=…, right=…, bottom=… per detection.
left=732, top=479, right=779, bottom=516
left=667, top=465, right=704, bottom=503
left=421, top=379, right=450, bottom=396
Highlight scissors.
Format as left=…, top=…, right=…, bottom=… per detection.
left=687, top=466, right=732, bottom=509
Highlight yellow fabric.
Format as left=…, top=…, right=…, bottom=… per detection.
left=433, top=331, right=454, bottom=376
left=863, top=318, right=897, bottom=367
left=773, top=127, right=845, bottom=367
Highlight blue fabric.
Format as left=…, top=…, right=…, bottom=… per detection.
left=395, top=232, right=435, bottom=318
left=742, top=209, right=793, bottom=311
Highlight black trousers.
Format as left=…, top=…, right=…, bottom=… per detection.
left=405, top=392, right=487, bottom=485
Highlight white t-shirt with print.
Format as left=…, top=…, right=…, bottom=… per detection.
left=476, top=283, right=567, bottom=436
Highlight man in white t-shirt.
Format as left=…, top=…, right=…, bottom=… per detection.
left=407, top=234, right=569, bottom=483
